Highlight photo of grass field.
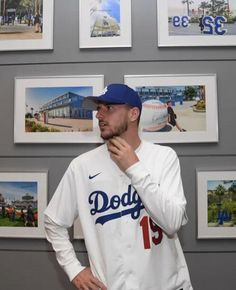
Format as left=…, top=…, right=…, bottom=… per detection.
left=0, top=181, right=38, bottom=228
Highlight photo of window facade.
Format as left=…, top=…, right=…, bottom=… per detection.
left=25, top=87, right=94, bottom=133
left=40, top=91, right=92, bottom=120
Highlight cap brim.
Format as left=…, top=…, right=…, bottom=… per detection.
left=82, top=96, right=100, bottom=110
left=82, top=96, right=126, bottom=110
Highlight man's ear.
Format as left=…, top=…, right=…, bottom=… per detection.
left=129, top=107, right=140, bottom=122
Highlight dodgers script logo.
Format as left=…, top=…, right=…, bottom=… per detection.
left=88, top=185, right=144, bottom=225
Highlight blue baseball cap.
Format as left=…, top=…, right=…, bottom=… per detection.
left=83, top=83, right=142, bottom=112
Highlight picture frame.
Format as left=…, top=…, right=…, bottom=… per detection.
left=73, top=217, right=84, bottom=240
left=0, top=0, right=54, bottom=51
left=197, top=170, right=236, bottom=239
left=0, top=171, right=47, bottom=238
left=79, top=0, right=131, bottom=48
left=124, top=74, right=218, bottom=144
left=14, top=75, right=104, bottom=143
left=157, top=0, right=236, bottom=47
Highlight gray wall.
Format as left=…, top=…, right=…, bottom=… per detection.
left=0, top=0, right=235, bottom=289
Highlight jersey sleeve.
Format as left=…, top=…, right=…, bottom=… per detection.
left=44, top=161, right=84, bottom=281
left=125, top=148, right=188, bottom=236
left=44, top=215, right=85, bottom=281
left=44, top=161, right=78, bottom=227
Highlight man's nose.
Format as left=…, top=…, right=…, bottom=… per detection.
left=95, top=104, right=108, bottom=119
left=96, top=109, right=104, bottom=119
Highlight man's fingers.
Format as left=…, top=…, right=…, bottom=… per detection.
left=109, top=136, right=128, bottom=149
left=108, top=137, right=130, bottom=154
left=93, top=277, right=107, bottom=290
left=72, top=267, right=107, bottom=290
left=107, top=142, right=120, bottom=155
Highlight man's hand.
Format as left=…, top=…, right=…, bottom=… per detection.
left=72, top=267, right=107, bottom=290
left=107, top=137, right=139, bottom=171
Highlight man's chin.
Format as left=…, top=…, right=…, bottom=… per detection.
left=100, top=132, right=118, bottom=140
left=100, top=134, right=113, bottom=140
left=100, top=132, right=112, bottom=140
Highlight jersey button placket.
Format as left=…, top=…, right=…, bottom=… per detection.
left=120, top=174, right=137, bottom=289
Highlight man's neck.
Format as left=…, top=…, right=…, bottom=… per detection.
left=121, top=132, right=141, bottom=151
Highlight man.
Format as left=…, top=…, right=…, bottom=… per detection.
left=166, top=101, right=186, bottom=132
left=44, top=84, right=193, bottom=290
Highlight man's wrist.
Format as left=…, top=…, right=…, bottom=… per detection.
left=66, top=262, right=86, bottom=282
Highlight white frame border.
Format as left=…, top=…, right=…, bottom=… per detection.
left=79, top=0, right=131, bottom=48
left=197, top=170, right=236, bottom=239
left=14, top=75, right=104, bottom=143
left=124, top=74, right=218, bottom=144
left=0, top=171, right=47, bottom=238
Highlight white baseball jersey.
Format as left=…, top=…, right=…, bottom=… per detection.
left=44, top=140, right=193, bottom=290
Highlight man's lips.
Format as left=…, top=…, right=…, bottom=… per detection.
left=99, top=121, right=108, bottom=129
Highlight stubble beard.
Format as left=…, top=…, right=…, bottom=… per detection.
left=100, top=121, right=128, bottom=140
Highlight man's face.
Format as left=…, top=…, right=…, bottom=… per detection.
left=95, top=103, right=130, bottom=140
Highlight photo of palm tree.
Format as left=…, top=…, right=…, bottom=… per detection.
left=208, top=179, right=236, bottom=227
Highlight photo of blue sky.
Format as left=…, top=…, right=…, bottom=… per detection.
left=168, top=0, right=236, bottom=17
left=207, top=180, right=236, bottom=191
left=0, top=181, right=37, bottom=201
left=25, top=86, right=93, bottom=113
left=90, top=0, right=120, bottom=23
left=90, top=0, right=121, bottom=38
left=102, top=0, right=120, bottom=23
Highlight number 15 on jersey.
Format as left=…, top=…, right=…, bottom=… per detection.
left=140, top=216, right=163, bottom=250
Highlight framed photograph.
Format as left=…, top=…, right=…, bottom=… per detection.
left=124, top=74, right=218, bottom=144
left=197, top=170, right=236, bottom=239
left=0, top=171, right=47, bottom=238
left=73, top=217, right=84, bottom=240
left=14, top=75, right=104, bottom=143
left=0, top=0, right=54, bottom=51
left=157, top=0, right=236, bottom=46
left=79, top=0, right=131, bottom=48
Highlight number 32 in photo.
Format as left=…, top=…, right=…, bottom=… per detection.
left=157, top=0, right=236, bottom=47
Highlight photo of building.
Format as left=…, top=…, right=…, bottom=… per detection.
left=25, top=86, right=94, bottom=132
left=90, top=0, right=120, bottom=37
left=40, top=91, right=93, bottom=120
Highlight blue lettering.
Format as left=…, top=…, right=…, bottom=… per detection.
left=89, top=191, right=109, bottom=215
left=110, top=195, right=120, bottom=209
left=88, top=185, right=145, bottom=225
left=121, top=185, right=132, bottom=206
